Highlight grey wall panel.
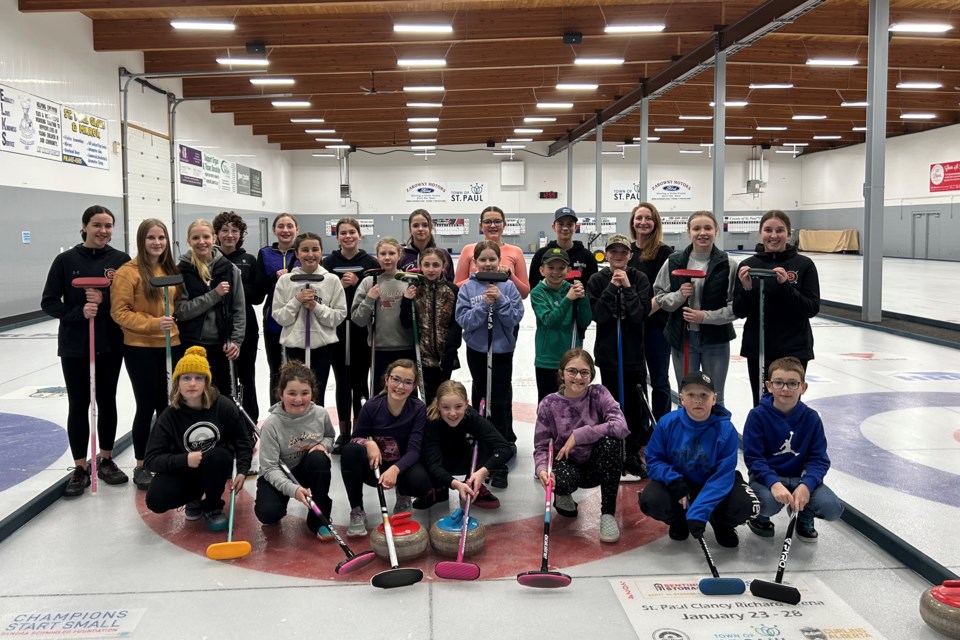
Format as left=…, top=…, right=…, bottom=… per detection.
left=1, top=186, right=124, bottom=321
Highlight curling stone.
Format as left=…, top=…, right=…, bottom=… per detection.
left=370, top=512, right=429, bottom=561
left=920, top=580, right=960, bottom=639
left=429, top=508, right=487, bottom=558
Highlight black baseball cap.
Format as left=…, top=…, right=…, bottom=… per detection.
left=554, top=207, right=577, bottom=222
left=542, top=247, right=571, bottom=265
left=680, top=371, right=715, bottom=393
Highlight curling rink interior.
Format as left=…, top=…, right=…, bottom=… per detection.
left=0, top=253, right=958, bottom=640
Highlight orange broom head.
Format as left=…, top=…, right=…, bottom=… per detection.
left=71, top=277, right=112, bottom=288
left=206, top=540, right=251, bottom=561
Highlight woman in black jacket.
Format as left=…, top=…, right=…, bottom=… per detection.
left=733, top=210, right=820, bottom=406
left=41, top=205, right=131, bottom=497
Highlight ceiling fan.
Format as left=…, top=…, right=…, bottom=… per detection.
left=360, top=71, right=399, bottom=95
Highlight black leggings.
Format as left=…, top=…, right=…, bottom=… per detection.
left=466, top=347, right=516, bottom=443
left=599, top=368, right=650, bottom=452
left=639, top=470, right=759, bottom=528
left=552, top=437, right=624, bottom=515
left=371, top=348, right=417, bottom=397
left=285, top=344, right=333, bottom=407
left=535, top=366, right=560, bottom=403
left=421, top=365, right=451, bottom=406
left=339, top=442, right=431, bottom=509
left=145, top=446, right=233, bottom=513
left=330, top=325, right=371, bottom=425
left=264, top=330, right=283, bottom=405
left=124, top=344, right=182, bottom=460
left=233, top=322, right=260, bottom=422
left=60, top=352, right=123, bottom=460
left=747, top=356, right=810, bottom=407
left=255, top=451, right=332, bottom=532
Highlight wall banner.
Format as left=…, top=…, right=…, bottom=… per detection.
left=448, top=181, right=487, bottom=203
left=405, top=181, right=448, bottom=203
left=178, top=144, right=203, bottom=187
left=930, top=161, right=960, bottom=193
left=651, top=179, right=693, bottom=200
left=611, top=180, right=644, bottom=202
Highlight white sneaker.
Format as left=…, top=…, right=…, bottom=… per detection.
left=394, top=494, right=413, bottom=514
left=553, top=493, right=578, bottom=517
left=347, top=507, right=367, bottom=537
left=600, top=514, right=620, bottom=543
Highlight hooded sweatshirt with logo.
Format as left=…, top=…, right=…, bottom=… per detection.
left=258, top=401, right=336, bottom=498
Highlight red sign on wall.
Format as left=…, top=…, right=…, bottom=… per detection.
left=930, top=161, right=960, bottom=192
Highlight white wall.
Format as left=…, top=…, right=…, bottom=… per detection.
left=289, top=143, right=802, bottom=217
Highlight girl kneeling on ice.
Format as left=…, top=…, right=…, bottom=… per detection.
left=255, top=360, right=337, bottom=539
left=144, top=346, right=252, bottom=531
left=533, top=349, right=629, bottom=543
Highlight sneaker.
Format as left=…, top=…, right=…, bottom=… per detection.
left=133, top=466, right=153, bottom=491
left=413, top=487, right=448, bottom=510
left=553, top=494, right=578, bottom=518
left=184, top=501, right=203, bottom=521
left=490, top=467, right=509, bottom=489
left=748, top=516, right=775, bottom=538
left=347, top=507, right=367, bottom=537
left=796, top=517, right=818, bottom=543
left=394, top=494, right=413, bottom=514
left=203, top=509, right=228, bottom=532
left=600, top=514, right=621, bottom=543
left=96, top=457, right=129, bottom=485
left=668, top=519, right=689, bottom=541
left=472, top=485, right=500, bottom=509
left=713, top=524, right=740, bottom=548
left=623, top=454, right=648, bottom=479
left=63, top=465, right=90, bottom=498
left=316, top=525, right=334, bottom=542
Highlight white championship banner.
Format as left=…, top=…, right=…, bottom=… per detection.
left=612, top=575, right=887, bottom=640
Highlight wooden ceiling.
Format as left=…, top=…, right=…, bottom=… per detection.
left=19, top=0, right=960, bottom=155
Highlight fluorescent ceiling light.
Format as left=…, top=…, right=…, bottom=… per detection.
left=784, top=142, right=809, bottom=146
left=407, top=102, right=442, bottom=108
left=394, top=24, right=453, bottom=33
left=888, top=23, right=952, bottom=34
left=709, top=101, right=748, bottom=107
left=506, top=138, right=533, bottom=142
left=524, top=117, right=556, bottom=123
left=852, top=126, right=867, bottom=131
left=654, top=127, right=684, bottom=132
left=501, top=145, right=526, bottom=150
left=314, top=137, right=343, bottom=142
left=792, top=114, right=827, bottom=120
left=536, top=102, right=574, bottom=109
left=415, top=152, right=437, bottom=157
left=725, top=135, right=753, bottom=140
left=841, top=101, right=868, bottom=107
left=514, top=128, right=543, bottom=134
left=397, top=58, right=447, bottom=67
left=901, top=113, right=936, bottom=119
left=679, top=149, right=704, bottom=154
left=575, top=57, right=624, bottom=66
left=756, top=126, right=787, bottom=131
left=403, top=85, right=445, bottom=92
left=312, top=153, right=336, bottom=157
left=679, top=115, right=712, bottom=120
left=896, top=81, right=942, bottom=89
left=304, top=129, right=336, bottom=134
left=633, top=136, right=660, bottom=142
left=556, top=83, right=598, bottom=91
left=776, top=150, right=800, bottom=154
left=172, top=21, right=235, bottom=31
left=250, top=78, right=294, bottom=86
left=291, top=118, right=324, bottom=123
left=492, top=152, right=516, bottom=156
left=813, top=135, right=842, bottom=140
left=601, top=150, right=624, bottom=155
left=699, top=143, right=715, bottom=147
left=749, top=83, right=794, bottom=89
left=806, top=58, right=858, bottom=66
left=272, top=100, right=310, bottom=107
left=217, top=57, right=269, bottom=67
left=409, top=127, right=438, bottom=132
left=410, top=138, right=437, bottom=143
left=411, top=145, right=436, bottom=150
left=604, top=24, right=665, bottom=33
left=407, top=117, right=440, bottom=123
left=326, top=144, right=352, bottom=150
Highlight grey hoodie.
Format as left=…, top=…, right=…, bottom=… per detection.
left=258, top=401, right=335, bottom=498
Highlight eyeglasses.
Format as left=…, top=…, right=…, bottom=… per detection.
left=563, top=368, right=592, bottom=379
left=768, top=380, right=802, bottom=390
left=481, top=219, right=504, bottom=226
left=388, top=375, right=416, bottom=388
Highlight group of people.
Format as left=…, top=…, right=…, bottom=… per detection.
left=42, top=201, right=840, bottom=550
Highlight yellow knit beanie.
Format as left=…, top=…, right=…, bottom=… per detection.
left=173, top=346, right=212, bottom=385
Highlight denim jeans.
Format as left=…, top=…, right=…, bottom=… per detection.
left=670, top=331, right=731, bottom=405
left=749, top=475, right=844, bottom=522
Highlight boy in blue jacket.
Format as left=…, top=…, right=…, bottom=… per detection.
left=743, top=356, right=842, bottom=542
left=639, top=372, right=758, bottom=548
